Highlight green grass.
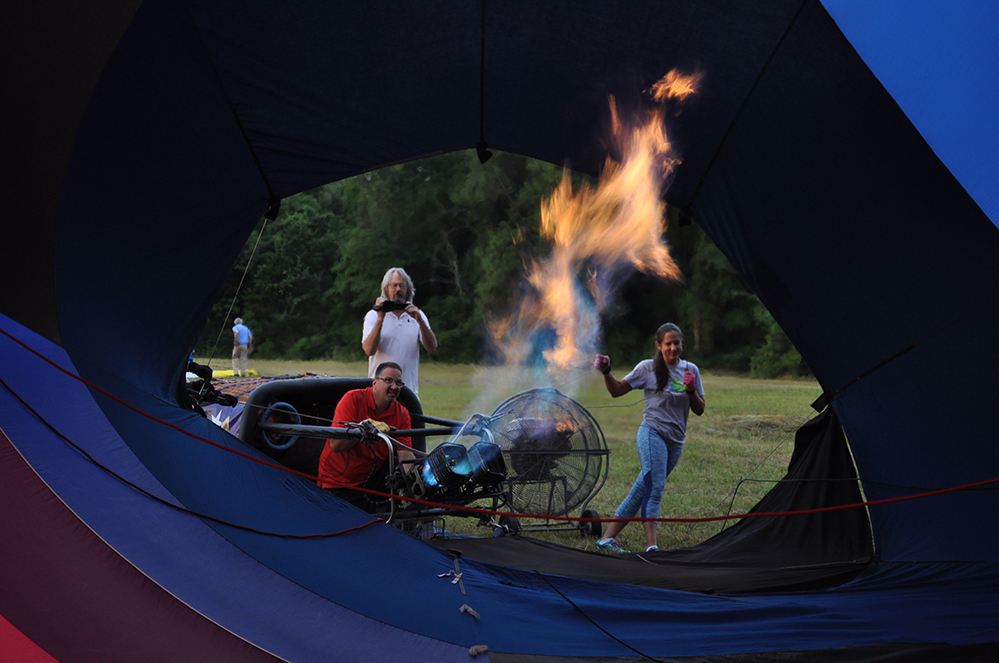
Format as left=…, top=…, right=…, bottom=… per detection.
left=223, top=358, right=822, bottom=552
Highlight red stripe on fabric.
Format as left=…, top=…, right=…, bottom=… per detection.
left=0, top=429, right=283, bottom=663
left=0, top=613, right=59, bottom=663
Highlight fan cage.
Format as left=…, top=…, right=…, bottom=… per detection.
left=487, top=388, right=609, bottom=518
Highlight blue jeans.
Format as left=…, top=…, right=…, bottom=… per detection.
left=614, top=422, right=683, bottom=520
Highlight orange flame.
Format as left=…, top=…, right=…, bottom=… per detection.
left=649, top=69, right=703, bottom=103
left=490, top=70, right=700, bottom=377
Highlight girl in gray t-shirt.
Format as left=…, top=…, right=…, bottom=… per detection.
left=592, top=323, right=706, bottom=554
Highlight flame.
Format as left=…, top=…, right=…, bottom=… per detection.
left=649, top=69, right=703, bottom=103
left=552, top=418, right=575, bottom=434
left=489, top=69, right=700, bottom=378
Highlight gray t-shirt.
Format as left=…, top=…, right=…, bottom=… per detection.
left=623, top=358, right=703, bottom=444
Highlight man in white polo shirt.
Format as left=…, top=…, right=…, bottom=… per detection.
left=361, top=267, right=437, bottom=396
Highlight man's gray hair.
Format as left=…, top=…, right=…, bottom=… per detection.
left=234, top=317, right=243, bottom=325
left=380, top=267, right=415, bottom=301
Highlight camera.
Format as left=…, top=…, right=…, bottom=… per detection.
left=374, top=300, right=409, bottom=312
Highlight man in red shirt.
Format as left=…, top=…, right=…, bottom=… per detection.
left=318, top=362, right=415, bottom=512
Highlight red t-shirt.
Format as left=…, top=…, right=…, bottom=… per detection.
left=317, top=387, right=412, bottom=489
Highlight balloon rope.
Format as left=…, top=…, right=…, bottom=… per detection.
left=205, top=217, right=269, bottom=368
left=0, top=372, right=380, bottom=539
left=4, top=324, right=999, bottom=532
left=534, top=572, right=660, bottom=662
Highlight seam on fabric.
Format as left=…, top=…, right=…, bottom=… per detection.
left=683, top=0, right=811, bottom=212
left=813, top=295, right=999, bottom=410
left=178, top=0, right=276, bottom=200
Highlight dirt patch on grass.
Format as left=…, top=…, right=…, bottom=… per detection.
left=727, top=414, right=797, bottom=431
left=701, top=414, right=799, bottom=438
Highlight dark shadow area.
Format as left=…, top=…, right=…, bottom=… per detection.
left=436, top=408, right=874, bottom=594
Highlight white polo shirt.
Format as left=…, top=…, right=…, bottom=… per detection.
left=362, top=309, right=432, bottom=395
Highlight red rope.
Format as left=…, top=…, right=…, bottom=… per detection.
left=5, top=325, right=998, bottom=525
left=351, top=473, right=999, bottom=523
left=0, top=326, right=317, bottom=481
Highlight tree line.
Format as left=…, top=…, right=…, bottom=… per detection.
left=196, top=150, right=809, bottom=378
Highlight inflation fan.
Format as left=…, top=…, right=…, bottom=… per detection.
left=484, top=387, right=609, bottom=536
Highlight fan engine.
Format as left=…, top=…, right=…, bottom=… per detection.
left=486, top=388, right=609, bottom=530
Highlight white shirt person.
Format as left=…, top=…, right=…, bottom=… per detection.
left=361, top=267, right=437, bottom=396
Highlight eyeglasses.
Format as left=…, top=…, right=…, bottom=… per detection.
left=375, top=377, right=405, bottom=388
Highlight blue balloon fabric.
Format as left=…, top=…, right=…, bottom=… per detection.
left=2, top=1, right=998, bottom=660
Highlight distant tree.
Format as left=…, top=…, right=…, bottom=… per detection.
left=196, top=186, right=349, bottom=360
left=197, top=150, right=811, bottom=377
left=328, top=151, right=563, bottom=363
left=673, top=225, right=767, bottom=370
left=750, top=310, right=811, bottom=378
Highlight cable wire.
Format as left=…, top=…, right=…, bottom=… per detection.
left=534, top=571, right=662, bottom=662
left=205, top=217, right=269, bottom=367
left=0, top=373, right=380, bottom=540
left=5, top=324, right=999, bottom=533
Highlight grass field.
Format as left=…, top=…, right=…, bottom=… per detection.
left=225, top=358, right=822, bottom=552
